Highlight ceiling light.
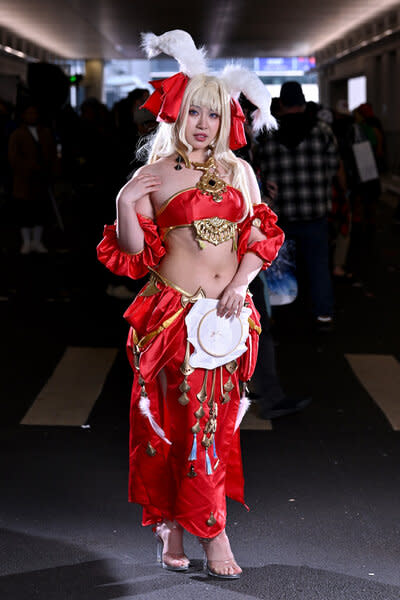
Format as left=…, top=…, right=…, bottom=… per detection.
left=2, top=45, right=26, bottom=58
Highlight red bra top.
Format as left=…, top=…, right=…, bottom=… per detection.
left=155, top=186, right=246, bottom=233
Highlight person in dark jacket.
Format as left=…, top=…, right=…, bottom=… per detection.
left=8, top=103, right=57, bottom=254
left=257, top=82, right=340, bottom=331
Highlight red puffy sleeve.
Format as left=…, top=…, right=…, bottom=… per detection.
left=237, top=203, right=284, bottom=270
left=96, top=214, right=166, bottom=279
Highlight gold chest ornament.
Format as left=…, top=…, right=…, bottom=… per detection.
left=191, top=156, right=227, bottom=203
left=190, top=156, right=238, bottom=249
left=193, top=217, right=237, bottom=250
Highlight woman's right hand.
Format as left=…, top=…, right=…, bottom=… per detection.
left=118, top=172, right=161, bottom=206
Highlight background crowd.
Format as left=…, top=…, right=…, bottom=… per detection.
left=0, top=78, right=390, bottom=419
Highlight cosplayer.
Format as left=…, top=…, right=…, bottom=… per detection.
left=97, top=30, right=284, bottom=579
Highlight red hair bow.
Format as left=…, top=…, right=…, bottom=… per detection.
left=141, top=72, right=189, bottom=123
left=229, top=98, right=247, bottom=150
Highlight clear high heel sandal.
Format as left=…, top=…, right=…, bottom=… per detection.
left=154, top=523, right=190, bottom=572
left=198, top=530, right=242, bottom=579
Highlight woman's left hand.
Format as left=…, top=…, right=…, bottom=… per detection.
left=217, top=282, right=247, bottom=319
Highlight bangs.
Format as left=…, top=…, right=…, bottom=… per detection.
left=190, top=81, right=222, bottom=114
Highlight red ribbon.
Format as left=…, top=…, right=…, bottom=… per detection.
left=141, top=72, right=189, bottom=123
left=229, top=98, right=247, bottom=150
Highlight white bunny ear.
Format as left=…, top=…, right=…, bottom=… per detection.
left=141, top=30, right=207, bottom=78
left=221, top=64, right=275, bottom=132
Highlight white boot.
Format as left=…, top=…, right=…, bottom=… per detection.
left=31, top=225, right=48, bottom=253
left=20, top=228, right=32, bottom=254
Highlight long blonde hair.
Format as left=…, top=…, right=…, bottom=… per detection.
left=147, top=74, right=253, bottom=218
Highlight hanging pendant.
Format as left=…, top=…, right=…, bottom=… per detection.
left=178, top=392, right=190, bottom=406
left=191, top=421, right=201, bottom=434
left=225, top=359, right=238, bottom=374
left=222, top=391, right=231, bottom=404
left=202, top=432, right=212, bottom=448
left=180, top=340, right=195, bottom=377
left=179, top=339, right=194, bottom=406
left=194, top=405, right=205, bottom=419
left=180, top=380, right=191, bottom=393
left=223, top=377, right=234, bottom=392
left=197, top=370, right=208, bottom=403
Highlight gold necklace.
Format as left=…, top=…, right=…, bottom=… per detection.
left=191, top=156, right=227, bottom=203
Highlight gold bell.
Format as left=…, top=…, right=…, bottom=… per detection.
left=146, top=442, right=156, bottom=457
left=187, top=464, right=197, bottom=478
left=206, top=512, right=217, bottom=526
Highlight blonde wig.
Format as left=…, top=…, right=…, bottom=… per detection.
left=147, top=74, right=253, bottom=218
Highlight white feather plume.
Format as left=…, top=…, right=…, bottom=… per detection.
left=139, top=394, right=172, bottom=445
left=141, top=30, right=207, bottom=77
left=234, top=393, right=251, bottom=432
left=221, top=64, right=275, bottom=132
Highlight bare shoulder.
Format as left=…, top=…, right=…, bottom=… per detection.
left=237, top=156, right=254, bottom=174
left=237, top=157, right=261, bottom=205
left=237, top=157, right=258, bottom=184
left=131, top=163, right=158, bottom=179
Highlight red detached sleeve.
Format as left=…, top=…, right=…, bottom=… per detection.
left=237, top=203, right=284, bottom=270
left=96, top=213, right=166, bottom=279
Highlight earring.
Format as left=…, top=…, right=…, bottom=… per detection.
left=174, top=154, right=184, bottom=170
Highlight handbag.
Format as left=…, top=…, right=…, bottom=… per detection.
left=352, top=124, right=379, bottom=183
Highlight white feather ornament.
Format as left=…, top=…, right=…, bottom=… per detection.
left=140, top=29, right=276, bottom=134
left=234, top=392, right=251, bottom=432
left=141, top=30, right=207, bottom=77
left=221, top=64, right=274, bottom=132
left=139, top=394, right=172, bottom=445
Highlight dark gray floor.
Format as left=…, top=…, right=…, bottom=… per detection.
left=1, top=195, right=400, bottom=599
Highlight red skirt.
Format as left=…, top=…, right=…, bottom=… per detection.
left=124, top=272, right=261, bottom=538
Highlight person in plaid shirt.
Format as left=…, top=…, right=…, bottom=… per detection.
left=257, top=82, right=340, bottom=331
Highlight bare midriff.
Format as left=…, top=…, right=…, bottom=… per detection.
left=157, top=227, right=238, bottom=299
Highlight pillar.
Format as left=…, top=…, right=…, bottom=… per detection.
left=84, top=59, right=104, bottom=102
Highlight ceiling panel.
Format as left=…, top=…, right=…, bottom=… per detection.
left=0, top=0, right=399, bottom=59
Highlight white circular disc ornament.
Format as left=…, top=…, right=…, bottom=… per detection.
left=197, top=309, right=243, bottom=357
left=185, top=298, right=251, bottom=370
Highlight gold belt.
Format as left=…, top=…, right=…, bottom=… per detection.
left=142, top=268, right=206, bottom=308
